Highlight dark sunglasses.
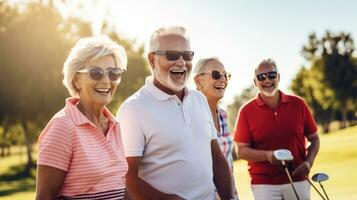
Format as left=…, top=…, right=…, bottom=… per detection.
left=152, top=50, right=194, bottom=61
left=77, top=66, right=125, bottom=82
left=256, top=71, right=278, bottom=81
left=200, top=70, right=231, bottom=81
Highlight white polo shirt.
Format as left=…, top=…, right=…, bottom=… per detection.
left=116, top=77, right=217, bottom=200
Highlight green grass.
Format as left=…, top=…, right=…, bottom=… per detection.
left=234, top=125, right=357, bottom=200
left=0, top=146, right=36, bottom=200
left=1, top=126, right=356, bottom=200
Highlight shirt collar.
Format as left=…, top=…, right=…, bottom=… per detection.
left=144, top=76, right=189, bottom=102
left=255, top=90, right=289, bottom=107
left=65, top=97, right=118, bottom=127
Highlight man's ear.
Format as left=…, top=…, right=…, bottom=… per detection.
left=148, top=53, right=155, bottom=68
left=253, top=78, right=257, bottom=87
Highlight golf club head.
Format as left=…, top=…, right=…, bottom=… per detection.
left=274, top=149, right=293, bottom=161
left=312, top=173, right=329, bottom=182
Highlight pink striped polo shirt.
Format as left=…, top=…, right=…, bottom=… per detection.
left=37, top=97, right=128, bottom=199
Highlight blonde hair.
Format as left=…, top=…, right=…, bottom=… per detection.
left=149, top=26, right=190, bottom=52
left=62, top=36, right=127, bottom=97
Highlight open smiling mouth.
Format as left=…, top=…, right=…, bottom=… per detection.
left=262, top=84, right=275, bottom=90
left=95, top=88, right=111, bottom=95
left=214, top=85, right=225, bottom=91
left=169, top=69, right=186, bottom=76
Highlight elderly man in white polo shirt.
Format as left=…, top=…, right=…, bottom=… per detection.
left=116, top=26, right=234, bottom=200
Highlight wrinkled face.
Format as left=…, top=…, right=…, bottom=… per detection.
left=74, top=55, right=120, bottom=107
left=254, top=63, right=280, bottom=97
left=195, top=60, right=228, bottom=102
left=150, top=35, right=192, bottom=93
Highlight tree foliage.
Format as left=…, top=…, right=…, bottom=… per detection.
left=226, top=85, right=257, bottom=131
left=291, top=31, right=357, bottom=132
left=0, top=0, right=149, bottom=168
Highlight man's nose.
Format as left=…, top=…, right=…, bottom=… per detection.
left=175, top=55, right=186, bottom=66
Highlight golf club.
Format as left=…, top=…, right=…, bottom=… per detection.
left=312, top=173, right=330, bottom=200
left=306, top=176, right=326, bottom=200
left=273, top=149, right=300, bottom=200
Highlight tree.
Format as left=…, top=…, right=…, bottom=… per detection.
left=290, top=64, right=336, bottom=133
left=298, top=31, right=357, bottom=130
left=0, top=1, right=149, bottom=170
left=226, top=85, right=257, bottom=131
left=321, top=32, right=357, bottom=128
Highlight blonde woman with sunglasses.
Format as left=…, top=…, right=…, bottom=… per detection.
left=36, top=36, right=128, bottom=200
left=194, top=57, right=239, bottom=200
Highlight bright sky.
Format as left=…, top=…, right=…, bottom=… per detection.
left=57, top=0, right=357, bottom=106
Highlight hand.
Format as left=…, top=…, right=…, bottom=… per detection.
left=163, top=194, right=185, bottom=200
left=292, top=161, right=311, bottom=177
left=266, top=150, right=281, bottom=165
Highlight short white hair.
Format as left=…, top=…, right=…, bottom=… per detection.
left=193, top=57, right=221, bottom=74
left=63, top=36, right=127, bottom=97
left=149, top=26, right=190, bottom=52
left=255, top=58, right=278, bottom=75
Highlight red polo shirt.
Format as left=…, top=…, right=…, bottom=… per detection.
left=234, top=91, right=317, bottom=184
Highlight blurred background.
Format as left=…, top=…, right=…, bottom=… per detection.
left=0, top=0, right=356, bottom=199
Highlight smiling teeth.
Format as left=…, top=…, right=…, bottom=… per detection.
left=96, top=89, right=110, bottom=92
left=170, top=69, right=185, bottom=73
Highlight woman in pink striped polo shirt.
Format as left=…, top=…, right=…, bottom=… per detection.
left=36, top=36, right=128, bottom=200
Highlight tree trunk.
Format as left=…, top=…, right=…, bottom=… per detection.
left=1, top=121, right=10, bottom=157
left=340, top=104, right=348, bottom=129
left=322, top=122, right=330, bottom=134
left=22, top=120, right=34, bottom=171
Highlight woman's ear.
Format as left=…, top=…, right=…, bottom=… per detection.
left=194, top=75, right=202, bottom=90
left=73, top=75, right=81, bottom=90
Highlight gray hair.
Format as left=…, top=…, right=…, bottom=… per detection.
left=193, top=57, right=222, bottom=74
left=192, top=57, right=222, bottom=90
left=149, top=26, right=190, bottom=52
left=63, top=36, right=127, bottom=97
left=255, top=58, right=278, bottom=75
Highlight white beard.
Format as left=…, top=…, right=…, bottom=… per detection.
left=260, top=87, right=278, bottom=97
left=153, top=65, right=190, bottom=92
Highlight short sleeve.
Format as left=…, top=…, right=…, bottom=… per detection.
left=116, top=102, right=145, bottom=157
left=37, top=118, right=72, bottom=172
left=301, top=100, right=318, bottom=136
left=234, top=107, right=252, bottom=143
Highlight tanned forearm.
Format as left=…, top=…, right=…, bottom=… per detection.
left=126, top=173, right=167, bottom=200
left=212, top=141, right=234, bottom=200
left=305, top=133, right=320, bottom=166
left=126, top=157, right=184, bottom=200
left=237, top=143, right=270, bottom=162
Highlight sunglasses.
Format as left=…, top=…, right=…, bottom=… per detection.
left=152, top=50, right=194, bottom=61
left=77, top=66, right=125, bottom=82
left=256, top=71, right=278, bottom=81
left=200, top=70, right=232, bottom=81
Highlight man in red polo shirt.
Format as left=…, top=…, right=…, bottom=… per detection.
left=234, top=59, right=320, bottom=200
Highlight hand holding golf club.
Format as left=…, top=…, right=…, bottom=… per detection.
left=273, top=149, right=301, bottom=200
left=266, top=150, right=283, bottom=164
left=292, top=160, right=311, bottom=177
